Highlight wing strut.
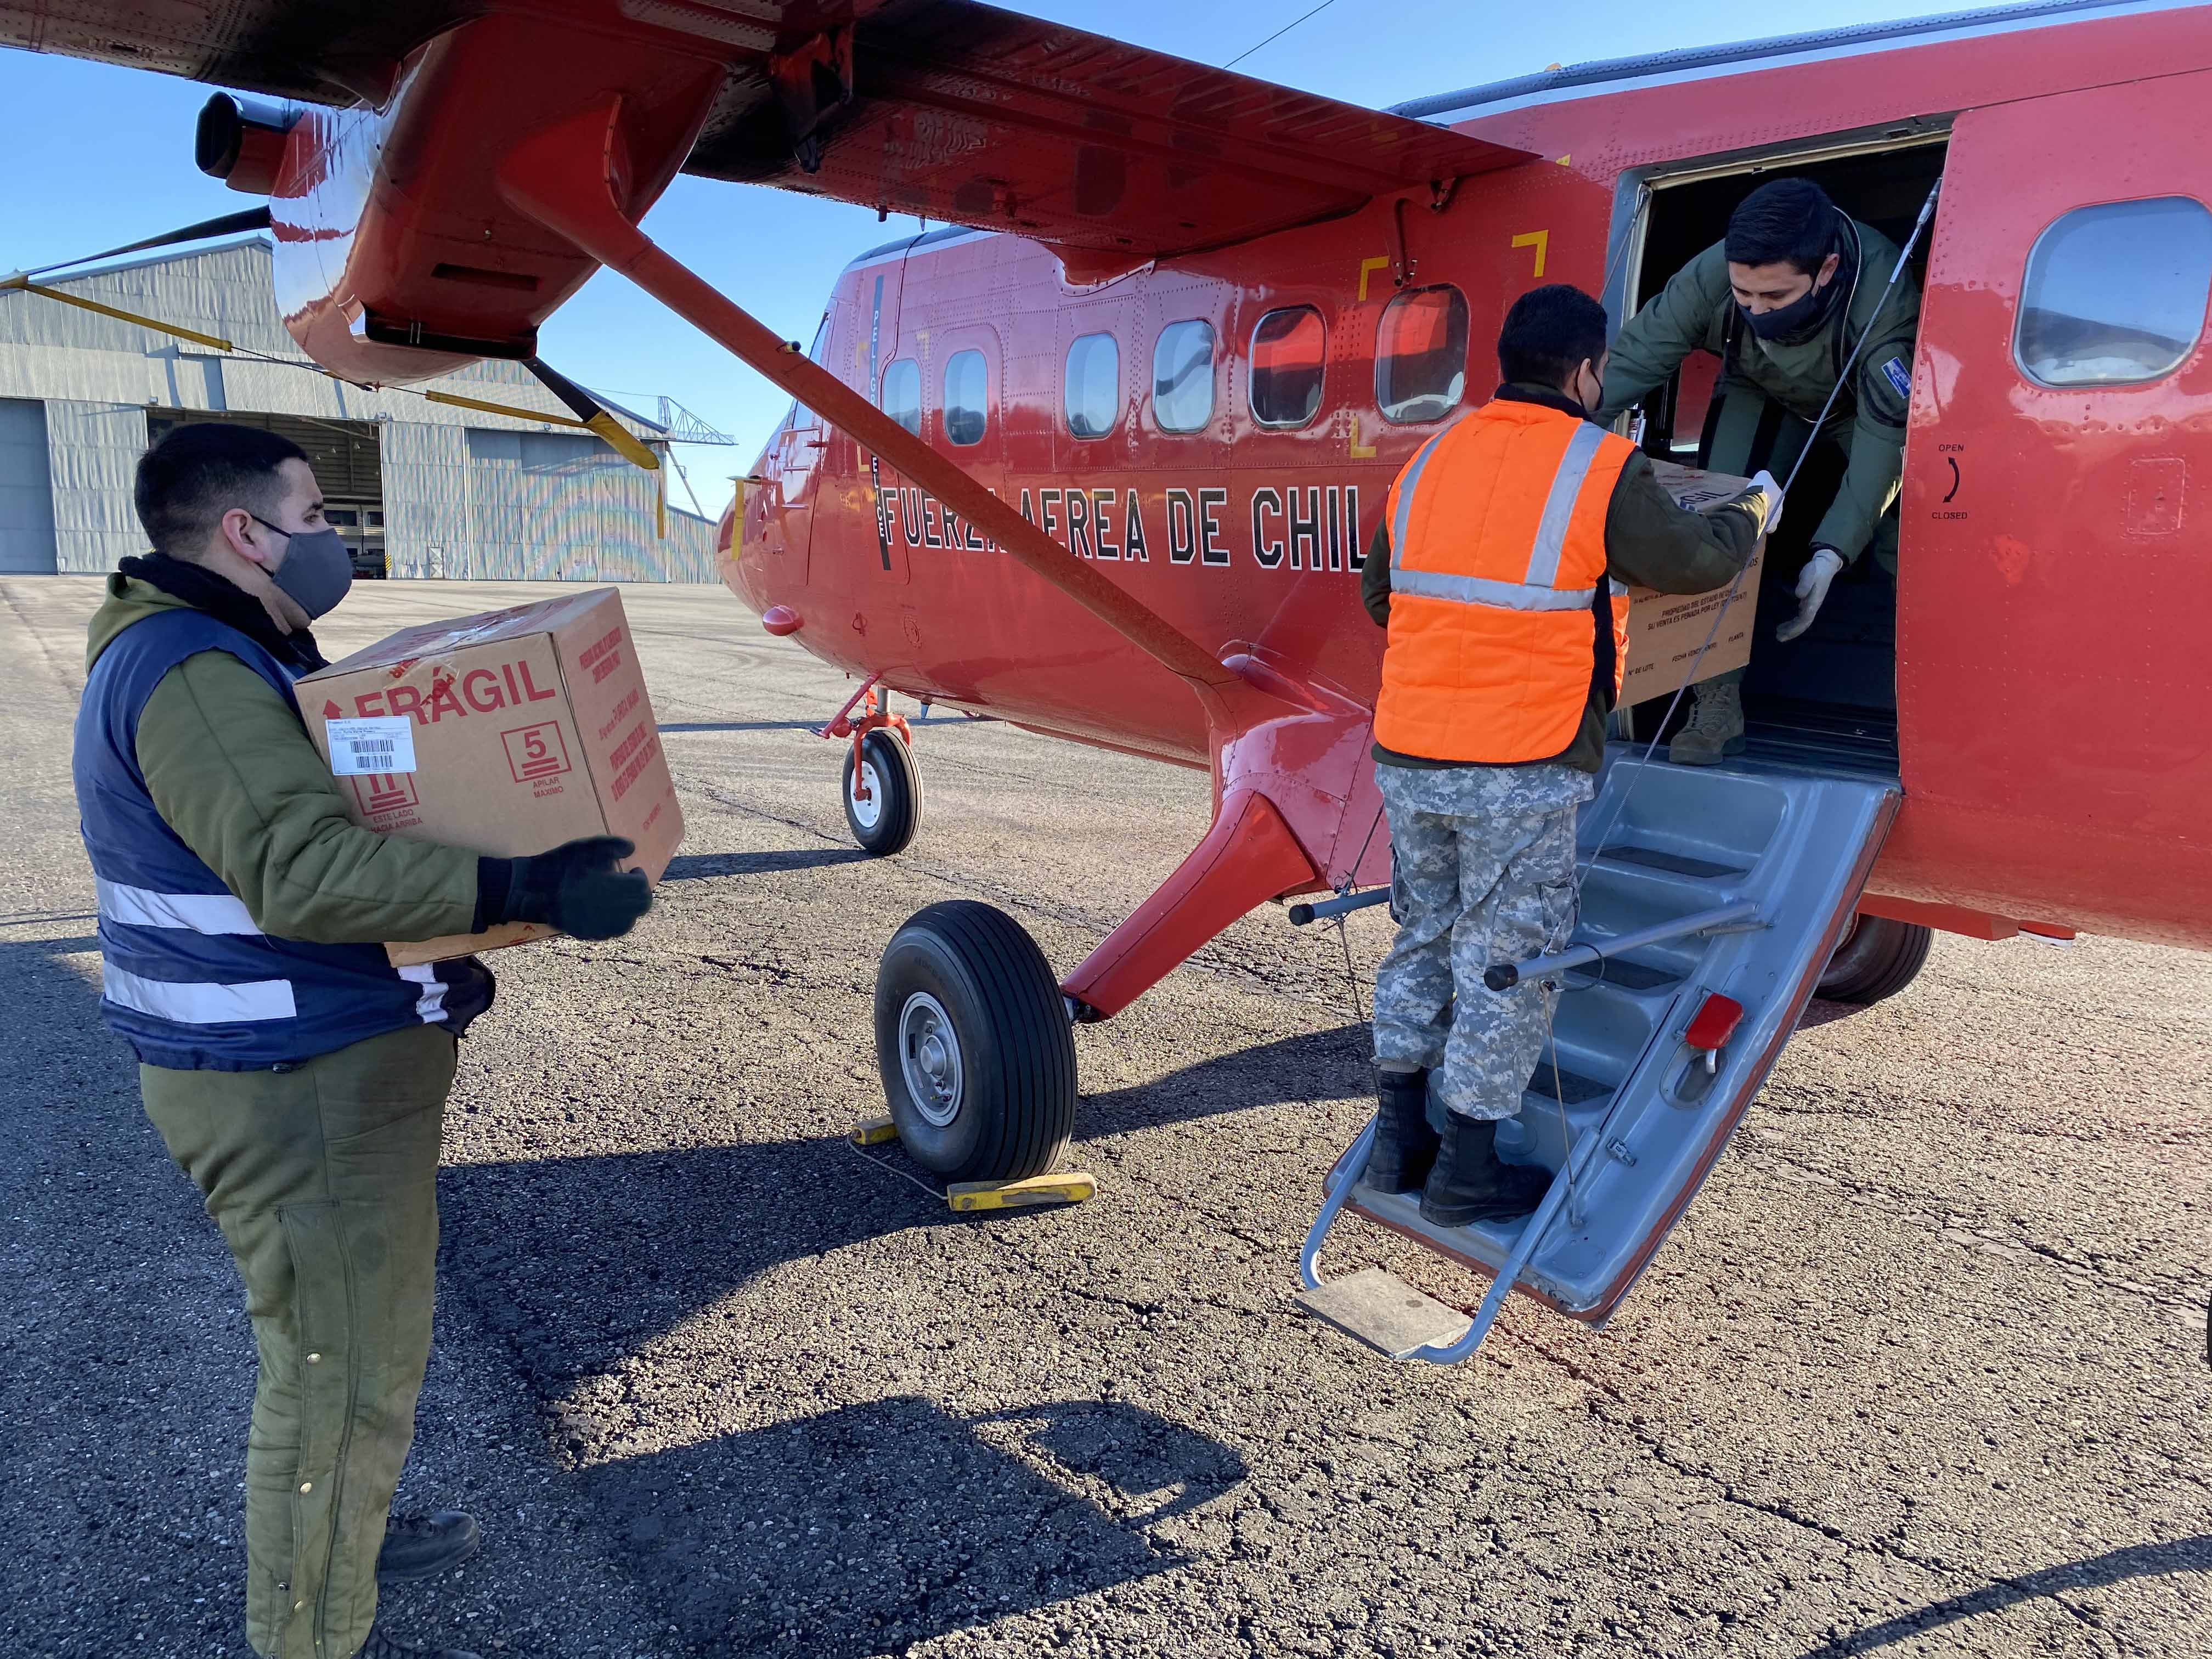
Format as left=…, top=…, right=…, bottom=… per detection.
left=497, top=98, right=1285, bottom=737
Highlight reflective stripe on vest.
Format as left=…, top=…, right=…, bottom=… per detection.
left=1375, top=399, right=1636, bottom=765
left=101, top=962, right=297, bottom=1024
left=96, top=877, right=261, bottom=935
left=1390, top=421, right=1607, bottom=610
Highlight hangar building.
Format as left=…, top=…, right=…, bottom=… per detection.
left=0, top=236, right=721, bottom=580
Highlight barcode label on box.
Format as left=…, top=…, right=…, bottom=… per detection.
left=326, top=716, right=417, bottom=776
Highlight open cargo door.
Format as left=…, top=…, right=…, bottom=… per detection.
left=1300, top=752, right=1899, bottom=1361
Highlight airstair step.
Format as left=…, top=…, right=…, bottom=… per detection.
left=1296, top=1267, right=1470, bottom=1359
left=1524, top=1058, right=1610, bottom=1107
left=1595, top=843, right=1748, bottom=879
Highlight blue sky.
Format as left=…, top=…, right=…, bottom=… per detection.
left=0, top=0, right=1973, bottom=513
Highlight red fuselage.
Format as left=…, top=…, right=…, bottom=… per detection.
left=724, top=3, right=2212, bottom=951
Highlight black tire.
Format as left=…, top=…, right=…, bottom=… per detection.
left=841, top=729, right=922, bottom=856
left=1818, top=915, right=1933, bottom=1005
left=874, top=900, right=1076, bottom=1182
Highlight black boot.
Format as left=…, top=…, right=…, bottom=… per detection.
left=1419, top=1114, right=1553, bottom=1227
left=377, top=1511, right=482, bottom=1584
left=360, top=1624, right=483, bottom=1659
left=1363, top=1069, right=1440, bottom=1194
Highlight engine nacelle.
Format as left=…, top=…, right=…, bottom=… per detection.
left=194, top=93, right=296, bottom=197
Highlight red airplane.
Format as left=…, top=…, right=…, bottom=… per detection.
left=9, top=0, right=2208, bottom=1356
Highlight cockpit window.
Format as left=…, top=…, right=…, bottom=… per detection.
left=2017, top=196, right=2212, bottom=387
left=1250, top=307, right=1325, bottom=428
left=943, top=350, right=987, bottom=445
left=1152, top=320, right=1216, bottom=432
left=1064, top=332, right=1120, bottom=438
left=1376, top=285, right=1468, bottom=424
left=881, top=358, right=921, bottom=436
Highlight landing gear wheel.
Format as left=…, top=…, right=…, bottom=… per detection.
left=1818, top=915, right=1933, bottom=1005
left=874, top=900, right=1076, bottom=1183
left=842, top=729, right=922, bottom=856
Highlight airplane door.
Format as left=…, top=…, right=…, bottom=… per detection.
left=1903, top=80, right=2212, bottom=849
left=764, top=314, right=834, bottom=577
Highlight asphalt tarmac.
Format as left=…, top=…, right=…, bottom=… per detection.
left=2, top=575, right=2204, bottom=1659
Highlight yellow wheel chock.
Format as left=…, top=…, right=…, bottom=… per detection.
left=849, top=1117, right=1093, bottom=1211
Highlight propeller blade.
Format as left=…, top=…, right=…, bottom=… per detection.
left=22, top=207, right=274, bottom=278
left=522, top=356, right=661, bottom=473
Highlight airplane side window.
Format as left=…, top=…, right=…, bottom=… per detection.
left=1065, top=332, right=1120, bottom=438
left=881, top=358, right=922, bottom=436
left=1376, top=285, right=1469, bottom=424
left=1152, top=319, right=1216, bottom=432
left=2017, top=196, right=2212, bottom=388
left=1250, top=307, right=1325, bottom=428
left=943, top=350, right=988, bottom=446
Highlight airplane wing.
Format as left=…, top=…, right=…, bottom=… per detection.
left=0, top=0, right=1534, bottom=276
left=673, top=0, right=1537, bottom=274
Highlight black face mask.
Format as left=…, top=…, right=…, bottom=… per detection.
left=1742, top=266, right=1843, bottom=346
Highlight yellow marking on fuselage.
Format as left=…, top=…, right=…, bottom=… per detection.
left=1511, top=230, right=1549, bottom=278
left=1356, top=256, right=1392, bottom=302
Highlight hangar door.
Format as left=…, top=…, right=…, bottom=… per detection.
left=146, top=409, right=386, bottom=576
left=0, top=398, right=58, bottom=574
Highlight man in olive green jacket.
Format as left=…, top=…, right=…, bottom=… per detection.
left=1598, top=177, right=1918, bottom=762
left=74, top=422, right=651, bottom=1659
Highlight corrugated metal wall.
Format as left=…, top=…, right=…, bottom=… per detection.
left=47, top=401, right=149, bottom=571
left=464, top=429, right=716, bottom=582
left=0, top=239, right=720, bottom=578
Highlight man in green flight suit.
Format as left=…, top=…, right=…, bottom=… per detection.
left=74, top=422, right=654, bottom=1659
left=1598, top=176, right=1918, bottom=763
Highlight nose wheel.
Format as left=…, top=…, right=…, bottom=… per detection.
left=874, top=900, right=1076, bottom=1182
left=843, top=727, right=922, bottom=856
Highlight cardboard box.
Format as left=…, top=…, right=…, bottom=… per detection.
left=300, top=588, right=684, bottom=966
left=1618, top=460, right=1768, bottom=705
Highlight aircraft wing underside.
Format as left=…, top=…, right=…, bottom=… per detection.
left=0, top=0, right=1535, bottom=273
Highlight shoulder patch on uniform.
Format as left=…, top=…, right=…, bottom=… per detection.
left=1881, top=356, right=1912, bottom=400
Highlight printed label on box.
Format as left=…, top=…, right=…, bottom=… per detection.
left=501, top=721, right=572, bottom=783
left=327, top=716, right=417, bottom=776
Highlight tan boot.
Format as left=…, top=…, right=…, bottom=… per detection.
left=1668, top=681, right=1746, bottom=766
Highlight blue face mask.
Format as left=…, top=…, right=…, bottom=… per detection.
left=249, top=515, right=353, bottom=619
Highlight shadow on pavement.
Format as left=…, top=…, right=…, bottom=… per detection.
left=661, top=847, right=871, bottom=882
left=574, top=1395, right=1244, bottom=1655
left=1079, top=1023, right=1372, bottom=1140
left=1794, top=1534, right=2212, bottom=1658
left=441, top=1135, right=946, bottom=1386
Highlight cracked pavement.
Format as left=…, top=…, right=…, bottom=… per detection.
left=2, top=577, right=2205, bottom=1659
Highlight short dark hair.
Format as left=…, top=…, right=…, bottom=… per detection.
left=1725, top=178, right=1839, bottom=274
left=133, top=422, right=308, bottom=558
left=1498, top=284, right=1610, bottom=390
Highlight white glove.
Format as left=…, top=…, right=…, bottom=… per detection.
left=1747, top=469, right=1785, bottom=535
left=1775, top=548, right=1844, bottom=643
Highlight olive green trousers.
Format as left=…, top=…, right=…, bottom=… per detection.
left=140, top=1023, right=457, bottom=1659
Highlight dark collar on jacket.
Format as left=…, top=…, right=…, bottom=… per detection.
left=1493, top=381, right=1592, bottom=421
left=117, top=552, right=328, bottom=675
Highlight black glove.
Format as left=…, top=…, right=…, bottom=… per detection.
left=476, top=836, right=651, bottom=941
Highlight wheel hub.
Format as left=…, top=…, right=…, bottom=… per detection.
left=850, top=759, right=883, bottom=830
left=898, top=990, right=962, bottom=1127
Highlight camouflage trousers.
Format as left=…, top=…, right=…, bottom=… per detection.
left=1372, top=761, right=1593, bottom=1121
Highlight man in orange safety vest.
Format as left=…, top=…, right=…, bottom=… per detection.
left=1359, top=284, right=1780, bottom=1227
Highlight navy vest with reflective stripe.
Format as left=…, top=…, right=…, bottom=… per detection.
left=74, top=606, right=470, bottom=1071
